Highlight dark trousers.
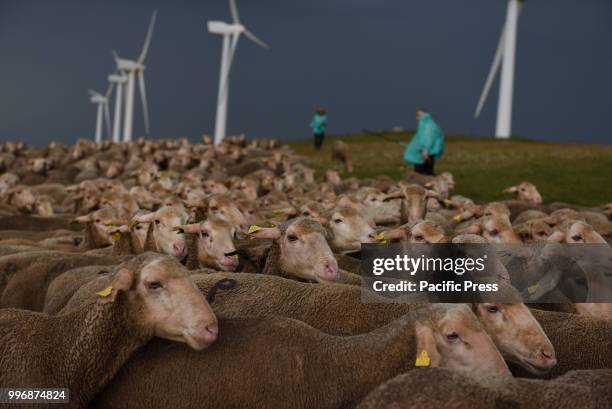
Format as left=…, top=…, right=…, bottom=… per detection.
left=314, top=133, right=325, bottom=149
left=414, top=158, right=435, bottom=176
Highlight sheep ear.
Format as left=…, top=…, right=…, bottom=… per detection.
left=547, top=230, right=565, bottom=243
left=414, top=322, right=441, bottom=367
left=74, top=214, right=92, bottom=223
left=133, top=212, right=156, bottom=224
left=251, top=226, right=281, bottom=240
left=424, top=190, right=440, bottom=199
left=105, top=268, right=135, bottom=303
left=503, top=186, right=518, bottom=193
left=175, top=223, right=201, bottom=234
left=381, top=227, right=407, bottom=241
left=464, top=223, right=481, bottom=235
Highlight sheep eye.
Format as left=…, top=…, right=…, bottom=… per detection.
left=489, top=229, right=499, bottom=236
left=303, top=211, right=310, bottom=216
left=211, top=206, right=219, bottom=211
left=571, top=235, right=582, bottom=241
left=155, top=219, right=161, bottom=225
left=202, top=231, right=209, bottom=238
left=287, top=234, right=298, bottom=242
left=486, top=305, right=499, bottom=313
left=146, top=281, right=162, bottom=290
left=135, top=226, right=142, bottom=230
left=95, top=219, right=101, bottom=223
left=446, top=332, right=460, bottom=343
left=414, top=235, right=424, bottom=241
left=333, top=219, right=343, bottom=224
left=370, top=198, right=377, bottom=202
left=537, top=231, right=546, bottom=236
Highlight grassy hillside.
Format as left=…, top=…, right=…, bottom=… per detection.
left=288, top=133, right=612, bottom=207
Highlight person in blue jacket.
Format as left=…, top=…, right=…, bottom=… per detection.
left=310, top=108, right=328, bottom=150
left=403, top=108, right=445, bottom=175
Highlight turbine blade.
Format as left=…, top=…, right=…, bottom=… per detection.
left=88, top=89, right=98, bottom=96
left=229, top=0, right=240, bottom=24
left=475, top=27, right=505, bottom=118
left=138, top=72, right=150, bottom=135
left=475, top=2, right=523, bottom=118
left=138, top=9, right=158, bottom=63
left=244, top=28, right=269, bottom=49
left=112, top=50, right=120, bottom=62
left=105, top=82, right=115, bottom=98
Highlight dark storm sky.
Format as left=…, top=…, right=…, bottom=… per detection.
left=0, top=0, right=611, bottom=145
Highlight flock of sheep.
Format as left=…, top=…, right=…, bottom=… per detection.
left=0, top=136, right=611, bottom=409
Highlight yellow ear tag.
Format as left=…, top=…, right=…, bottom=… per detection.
left=232, top=254, right=239, bottom=259
left=111, top=232, right=122, bottom=241
left=443, top=199, right=452, bottom=208
left=96, top=286, right=113, bottom=298
left=453, top=214, right=462, bottom=222
left=527, top=284, right=539, bottom=294
left=273, top=209, right=284, bottom=214
left=102, top=220, right=113, bottom=226
left=415, top=350, right=430, bottom=367
left=375, top=232, right=387, bottom=244
left=248, top=225, right=262, bottom=234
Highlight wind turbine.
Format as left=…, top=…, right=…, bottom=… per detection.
left=208, top=0, right=269, bottom=145
left=474, top=0, right=524, bottom=139
left=108, top=72, right=127, bottom=143
left=89, top=84, right=113, bottom=144
left=112, top=10, right=157, bottom=143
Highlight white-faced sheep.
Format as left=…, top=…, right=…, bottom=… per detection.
left=92, top=304, right=511, bottom=409
left=0, top=254, right=218, bottom=409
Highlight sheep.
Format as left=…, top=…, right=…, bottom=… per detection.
left=321, top=205, right=378, bottom=254
left=356, top=368, right=603, bottom=409
left=504, top=181, right=543, bottom=205
left=133, top=205, right=189, bottom=259
left=245, top=217, right=363, bottom=285
left=177, top=218, right=239, bottom=271
left=91, top=304, right=511, bottom=409
left=331, top=140, right=353, bottom=173
left=73, top=207, right=120, bottom=250
left=547, top=220, right=607, bottom=243
left=510, top=308, right=612, bottom=379
left=456, top=214, right=522, bottom=243
left=383, top=183, right=439, bottom=223
left=0, top=253, right=218, bottom=409
left=61, top=270, right=555, bottom=375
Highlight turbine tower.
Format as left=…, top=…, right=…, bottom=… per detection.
left=113, top=10, right=157, bottom=142
left=108, top=72, right=127, bottom=143
left=475, top=0, right=524, bottom=139
left=208, top=0, right=269, bottom=145
left=89, top=84, right=113, bottom=144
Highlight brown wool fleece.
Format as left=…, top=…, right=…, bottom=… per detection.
left=0, top=296, right=152, bottom=409
left=356, top=368, right=599, bottom=409
left=91, top=312, right=425, bottom=409
left=0, top=251, right=120, bottom=311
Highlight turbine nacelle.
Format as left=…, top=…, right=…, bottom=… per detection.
left=90, top=94, right=107, bottom=104
left=108, top=73, right=128, bottom=83
left=208, top=21, right=245, bottom=35
left=115, top=58, right=145, bottom=72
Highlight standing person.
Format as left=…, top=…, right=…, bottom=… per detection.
left=403, top=108, right=445, bottom=175
left=310, top=108, right=328, bottom=150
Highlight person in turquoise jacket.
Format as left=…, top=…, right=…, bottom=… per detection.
left=403, top=108, right=445, bottom=175
left=310, top=108, right=328, bottom=150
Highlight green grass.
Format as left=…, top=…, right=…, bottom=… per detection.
left=288, top=133, right=612, bottom=207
